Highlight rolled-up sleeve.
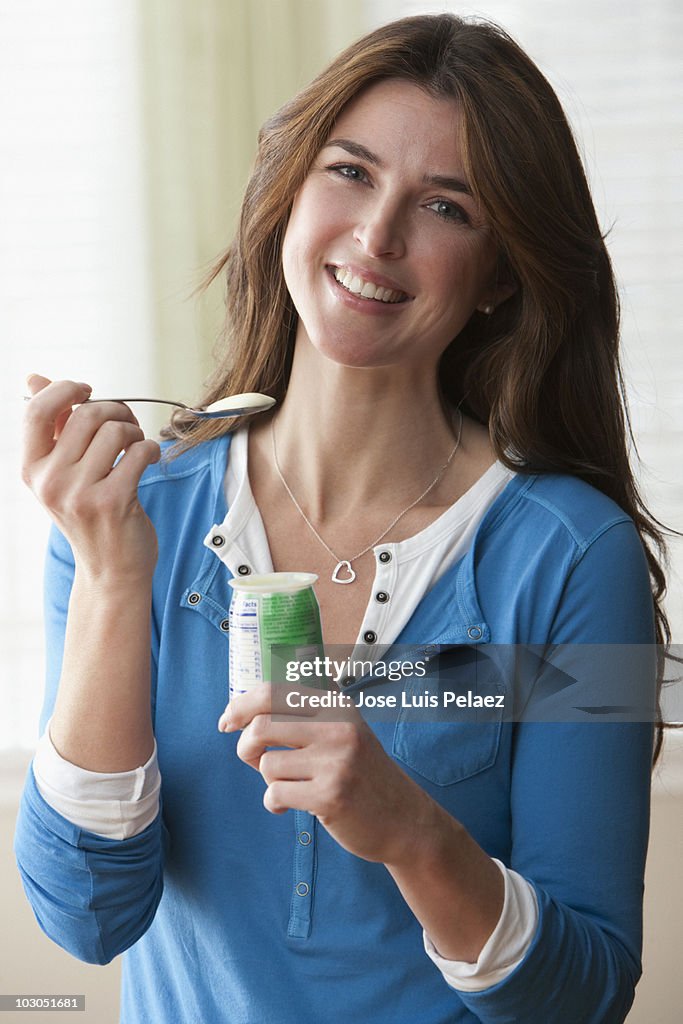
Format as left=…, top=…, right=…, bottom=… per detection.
left=14, top=766, right=165, bottom=964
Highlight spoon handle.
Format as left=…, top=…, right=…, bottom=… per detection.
left=84, top=398, right=191, bottom=409
left=79, top=398, right=269, bottom=418
left=22, top=396, right=191, bottom=410
left=22, top=393, right=275, bottom=420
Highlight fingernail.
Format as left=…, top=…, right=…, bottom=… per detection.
left=218, top=708, right=233, bottom=732
left=78, top=382, right=92, bottom=393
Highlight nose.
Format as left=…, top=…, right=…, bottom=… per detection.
left=353, top=196, right=406, bottom=259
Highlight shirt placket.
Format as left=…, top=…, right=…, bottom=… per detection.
left=352, top=545, right=399, bottom=650
left=287, top=811, right=318, bottom=938
left=203, top=528, right=322, bottom=941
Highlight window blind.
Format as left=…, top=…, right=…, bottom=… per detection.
left=0, top=0, right=155, bottom=748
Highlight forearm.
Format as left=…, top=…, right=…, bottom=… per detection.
left=49, top=571, right=155, bottom=772
left=385, top=792, right=504, bottom=964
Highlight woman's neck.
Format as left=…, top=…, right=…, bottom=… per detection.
left=253, top=340, right=464, bottom=524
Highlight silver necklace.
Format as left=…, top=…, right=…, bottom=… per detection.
left=270, top=409, right=463, bottom=584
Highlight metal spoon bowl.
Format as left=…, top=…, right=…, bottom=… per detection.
left=24, top=392, right=276, bottom=420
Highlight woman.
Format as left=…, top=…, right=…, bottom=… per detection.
left=16, top=14, right=668, bottom=1024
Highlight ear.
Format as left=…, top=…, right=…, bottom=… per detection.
left=476, top=279, right=517, bottom=314
left=477, top=247, right=518, bottom=314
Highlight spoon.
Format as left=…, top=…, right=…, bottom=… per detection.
left=23, top=392, right=276, bottom=420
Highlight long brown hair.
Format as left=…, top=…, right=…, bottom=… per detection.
left=163, top=14, right=676, bottom=762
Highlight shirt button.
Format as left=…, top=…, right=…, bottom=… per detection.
left=339, top=676, right=355, bottom=688
left=188, top=592, right=201, bottom=605
left=378, top=551, right=392, bottom=563
left=363, top=630, right=377, bottom=644
left=220, top=619, right=230, bottom=632
left=237, top=565, right=251, bottom=576
left=295, top=882, right=310, bottom=897
left=211, top=534, right=225, bottom=547
left=467, top=625, right=483, bottom=640
left=298, top=831, right=312, bottom=846
left=375, top=591, right=389, bottom=604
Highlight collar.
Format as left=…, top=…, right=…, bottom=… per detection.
left=179, top=432, right=536, bottom=655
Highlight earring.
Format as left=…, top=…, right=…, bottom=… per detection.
left=481, top=303, right=495, bottom=315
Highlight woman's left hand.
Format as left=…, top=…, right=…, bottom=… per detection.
left=218, top=683, right=437, bottom=866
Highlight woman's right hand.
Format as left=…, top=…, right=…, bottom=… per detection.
left=21, top=374, right=162, bottom=584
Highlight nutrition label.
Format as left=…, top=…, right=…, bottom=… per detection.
left=229, top=597, right=262, bottom=697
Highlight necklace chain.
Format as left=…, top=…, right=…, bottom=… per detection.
left=270, top=409, right=463, bottom=584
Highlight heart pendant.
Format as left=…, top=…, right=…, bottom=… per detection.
left=331, top=560, right=356, bottom=584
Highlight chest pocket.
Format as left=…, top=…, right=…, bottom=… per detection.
left=392, top=647, right=505, bottom=786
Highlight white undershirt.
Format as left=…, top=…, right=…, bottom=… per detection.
left=33, top=427, right=538, bottom=989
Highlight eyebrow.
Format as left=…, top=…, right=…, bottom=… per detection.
left=323, top=137, right=473, bottom=197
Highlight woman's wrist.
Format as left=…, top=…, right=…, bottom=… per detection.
left=380, top=780, right=455, bottom=872
left=72, top=561, right=155, bottom=595
left=384, top=790, right=505, bottom=964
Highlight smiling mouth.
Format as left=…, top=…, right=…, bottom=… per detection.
left=329, top=266, right=409, bottom=304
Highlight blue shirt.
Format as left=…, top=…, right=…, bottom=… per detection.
left=15, top=434, right=656, bottom=1023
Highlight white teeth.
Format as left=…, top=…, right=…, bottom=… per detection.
left=332, top=266, right=405, bottom=303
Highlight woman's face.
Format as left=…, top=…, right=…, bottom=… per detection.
left=281, top=78, right=508, bottom=372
